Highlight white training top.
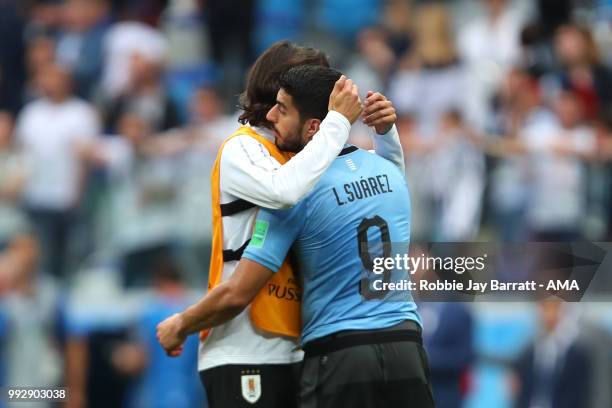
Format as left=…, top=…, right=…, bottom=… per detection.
left=198, top=110, right=404, bottom=371
left=17, top=98, right=99, bottom=210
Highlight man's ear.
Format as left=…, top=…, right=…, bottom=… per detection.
left=304, top=118, right=321, bottom=139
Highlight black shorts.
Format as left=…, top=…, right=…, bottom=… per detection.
left=300, top=320, right=435, bottom=408
left=200, top=363, right=300, bottom=408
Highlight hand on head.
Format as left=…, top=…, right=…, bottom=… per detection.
left=328, top=75, right=363, bottom=124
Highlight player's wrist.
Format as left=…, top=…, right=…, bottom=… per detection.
left=176, top=311, right=190, bottom=337
left=374, top=123, right=396, bottom=136
left=375, top=124, right=393, bottom=135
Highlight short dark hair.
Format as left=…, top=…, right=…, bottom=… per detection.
left=238, top=41, right=330, bottom=128
left=279, top=65, right=342, bottom=121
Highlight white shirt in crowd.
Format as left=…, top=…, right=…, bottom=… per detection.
left=16, top=98, right=99, bottom=211
left=388, top=64, right=468, bottom=138
left=458, top=8, right=523, bottom=75
left=458, top=8, right=524, bottom=129
left=93, top=136, right=181, bottom=253
left=199, top=111, right=404, bottom=371
left=102, top=22, right=168, bottom=97
left=521, top=113, right=596, bottom=231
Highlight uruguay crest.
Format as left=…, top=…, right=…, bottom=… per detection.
left=241, top=374, right=262, bottom=404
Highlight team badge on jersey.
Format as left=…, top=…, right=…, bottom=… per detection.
left=241, top=374, right=262, bottom=403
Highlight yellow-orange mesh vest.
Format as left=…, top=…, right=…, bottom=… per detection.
left=200, top=126, right=302, bottom=341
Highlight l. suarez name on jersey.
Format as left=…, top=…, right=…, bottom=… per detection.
left=332, top=174, right=393, bottom=206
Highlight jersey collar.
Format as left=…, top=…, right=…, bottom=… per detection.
left=338, top=145, right=358, bottom=156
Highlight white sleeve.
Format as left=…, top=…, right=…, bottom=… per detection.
left=220, top=111, right=351, bottom=209
left=77, top=104, right=101, bottom=141
left=371, top=124, right=405, bottom=174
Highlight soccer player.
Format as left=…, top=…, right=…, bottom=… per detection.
left=157, top=65, right=433, bottom=407
left=158, top=41, right=405, bottom=408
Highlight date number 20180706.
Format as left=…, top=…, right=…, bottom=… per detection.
left=5, top=388, right=68, bottom=401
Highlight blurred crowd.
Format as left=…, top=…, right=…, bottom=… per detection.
left=1, top=0, right=612, bottom=407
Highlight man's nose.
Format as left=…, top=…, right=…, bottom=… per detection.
left=266, top=105, right=277, bottom=123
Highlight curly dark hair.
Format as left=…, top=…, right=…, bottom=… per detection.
left=238, top=41, right=330, bottom=129
left=279, top=65, right=342, bottom=122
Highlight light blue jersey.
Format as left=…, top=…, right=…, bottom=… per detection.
left=243, top=146, right=421, bottom=345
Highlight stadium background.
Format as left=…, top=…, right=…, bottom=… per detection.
left=1, top=0, right=612, bottom=407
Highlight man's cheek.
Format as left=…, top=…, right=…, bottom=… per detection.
left=275, top=128, right=286, bottom=142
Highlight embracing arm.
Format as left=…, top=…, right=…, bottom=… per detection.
left=222, top=111, right=351, bottom=209
left=181, top=259, right=273, bottom=333
left=156, top=259, right=274, bottom=354
left=157, top=201, right=304, bottom=356
left=222, top=76, right=362, bottom=209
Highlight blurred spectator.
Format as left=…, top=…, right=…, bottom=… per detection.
left=553, top=24, right=612, bottom=121
left=16, top=63, right=100, bottom=278
left=388, top=3, right=468, bottom=240
left=487, top=69, right=541, bottom=242
left=421, top=302, right=475, bottom=408
left=101, top=20, right=168, bottom=99
left=56, top=0, right=111, bottom=99
left=150, top=86, right=232, bottom=282
left=161, top=0, right=207, bottom=68
left=432, top=111, right=485, bottom=241
left=0, top=234, right=62, bottom=400
left=24, top=35, right=57, bottom=102
left=518, top=23, right=557, bottom=77
left=522, top=91, right=596, bottom=241
left=103, top=51, right=179, bottom=133
left=83, top=113, right=179, bottom=286
left=92, top=87, right=230, bottom=285
left=380, top=0, right=413, bottom=59
left=513, top=300, right=591, bottom=408
left=124, top=258, right=204, bottom=408
left=389, top=3, right=467, bottom=139
left=346, top=28, right=395, bottom=100
left=0, top=112, right=28, bottom=246
left=0, top=1, right=26, bottom=115
left=345, top=28, right=396, bottom=149
left=458, top=0, right=525, bottom=129
left=487, top=77, right=597, bottom=242
left=187, top=86, right=236, bottom=154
